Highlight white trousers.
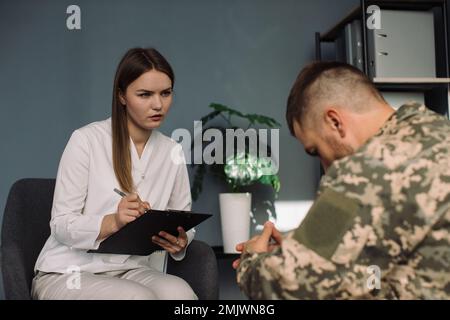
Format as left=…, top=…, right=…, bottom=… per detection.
left=31, top=267, right=198, bottom=300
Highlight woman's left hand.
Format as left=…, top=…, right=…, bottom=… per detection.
left=152, top=226, right=188, bottom=254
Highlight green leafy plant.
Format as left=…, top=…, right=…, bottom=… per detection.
left=190, top=103, right=281, bottom=201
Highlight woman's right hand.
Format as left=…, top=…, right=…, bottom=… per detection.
left=114, top=193, right=151, bottom=230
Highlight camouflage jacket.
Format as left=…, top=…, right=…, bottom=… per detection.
left=237, top=102, right=450, bottom=299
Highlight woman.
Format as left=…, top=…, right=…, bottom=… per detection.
left=32, top=48, right=197, bottom=300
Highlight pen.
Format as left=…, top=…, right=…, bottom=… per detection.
left=113, top=188, right=127, bottom=198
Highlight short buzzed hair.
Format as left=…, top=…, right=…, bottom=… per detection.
left=286, top=61, right=385, bottom=135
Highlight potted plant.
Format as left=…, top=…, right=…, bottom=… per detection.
left=190, top=103, right=281, bottom=253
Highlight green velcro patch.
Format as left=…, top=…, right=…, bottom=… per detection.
left=293, top=188, right=360, bottom=260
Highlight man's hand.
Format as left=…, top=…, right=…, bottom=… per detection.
left=232, top=221, right=283, bottom=269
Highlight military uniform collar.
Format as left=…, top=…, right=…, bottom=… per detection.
left=376, top=101, right=426, bottom=137
left=391, top=101, right=426, bottom=122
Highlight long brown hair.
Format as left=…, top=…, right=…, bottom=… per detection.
left=112, top=47, right=174, bottom=193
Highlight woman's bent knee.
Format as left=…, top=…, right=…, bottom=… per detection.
left=155, top=275, right=198, bottom=300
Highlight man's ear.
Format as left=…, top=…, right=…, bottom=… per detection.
left=324, top=108, right=345, bottom=138
left=118, top=90, right=126, bottom=106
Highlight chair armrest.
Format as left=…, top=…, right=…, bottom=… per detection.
left=1, top=243, right=32, bottom=300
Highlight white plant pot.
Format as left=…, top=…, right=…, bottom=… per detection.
left=219, top=193, right=251, bottom=253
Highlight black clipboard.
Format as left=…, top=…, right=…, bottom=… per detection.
left=88, top=209, right=212, bottom=256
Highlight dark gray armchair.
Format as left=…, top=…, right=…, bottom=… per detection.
left=1, top=178, right=219, bottom=300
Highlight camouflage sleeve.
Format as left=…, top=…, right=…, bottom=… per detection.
left=236, top=188, right=387, bottom=299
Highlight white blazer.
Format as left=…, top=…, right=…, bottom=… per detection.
left=34, top=118, right=195, bottom=274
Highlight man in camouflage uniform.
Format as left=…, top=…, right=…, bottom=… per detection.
left=234, top=61, right=450, bottom=299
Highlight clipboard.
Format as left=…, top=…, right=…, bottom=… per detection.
left=88, top=209, right=212, bottom=256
